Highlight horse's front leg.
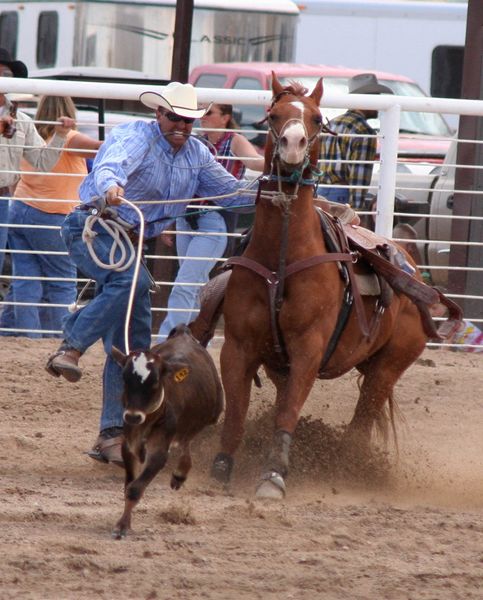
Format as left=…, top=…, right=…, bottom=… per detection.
left=257, top=347, right=322, bottom=499
left=211, top=338, right=256, bottom=485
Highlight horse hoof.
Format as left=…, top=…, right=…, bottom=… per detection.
left=111, top=527, right=127, bottom=540
left=255, top=471, right=286, bottom=500
left=211, top=453, right=234, bottom=484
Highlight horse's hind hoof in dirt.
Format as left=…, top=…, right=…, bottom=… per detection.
left=255, top=471, right=286, bottom=500
left=211, top=453, right=234, bottom=484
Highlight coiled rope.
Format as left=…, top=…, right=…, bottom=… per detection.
left=72, top=197, right=145, bottom=355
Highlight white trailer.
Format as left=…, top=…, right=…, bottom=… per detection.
left=0, top=0, right=299, bottom=79
left=295, top=0, right=467, bottom=97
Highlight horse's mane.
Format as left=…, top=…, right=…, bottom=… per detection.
left=283, top=80, right=309, bottom=97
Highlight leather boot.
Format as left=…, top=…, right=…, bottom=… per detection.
left=45, top=344, right=82, bottom=382
left=87, top=429, right=124, bottom=468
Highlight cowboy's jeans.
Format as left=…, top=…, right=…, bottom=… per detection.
left=61, top=209, right=152, bottom=431
left=0, top=193, right=9, bottom=275
left=158, top=210, right=227, bottom=339
left=318, top=186, right=350, bottom=205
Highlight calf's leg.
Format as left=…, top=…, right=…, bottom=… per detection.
left=112, top=436, right=171, bottom=539
left=170, top=439, right=192, bottom=490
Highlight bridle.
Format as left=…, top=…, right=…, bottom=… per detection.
left=253, top=91, right=325, bottom=345
left=263, top=92, right=323, bottom=188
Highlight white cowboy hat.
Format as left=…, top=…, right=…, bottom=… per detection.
left=139, top=82, right=208, bottom=119
left=349, top=73, right=393, bottom=95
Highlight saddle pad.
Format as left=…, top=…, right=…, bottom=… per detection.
left=355, top=272, right=381, bottom=296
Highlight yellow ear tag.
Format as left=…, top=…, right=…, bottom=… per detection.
left=174, top=368, right=189, bottom=383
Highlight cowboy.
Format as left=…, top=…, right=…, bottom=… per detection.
left=45, top=82, right=254, bottom=466
left=0, top=47, right=75, bottom=275
left=319, top=72, right=394, bottom=208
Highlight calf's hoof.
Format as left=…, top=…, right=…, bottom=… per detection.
left=255, top=471, right=286, bottom=500
left=170, top=473, right=186, bottom=490
left=211, top=453, right=234, bottom=484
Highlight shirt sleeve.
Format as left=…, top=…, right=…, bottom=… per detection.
left=347, top=136, right=376, bottom=208
left=22, top=120, right=66, bottom=172
left=92, top=123, right=151, bottom=194
left=195, top=151, right=256, bottom=212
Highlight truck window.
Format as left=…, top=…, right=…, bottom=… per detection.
left=194, top=74, right=227, bottom=88
left=37, top=11, right=59, bottom=68
left=431, top=46, right=464, bottom=99
left=0, top=12, right=19, bottom=57
left=232, top=77, right=266, bottom=142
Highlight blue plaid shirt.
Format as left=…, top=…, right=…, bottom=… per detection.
left=320, top=110, right=377, bottom=208
left=79, top=120, right=253, bottom=239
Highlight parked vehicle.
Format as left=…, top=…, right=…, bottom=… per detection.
left=0, top=0, right=299, bottom=79
left=295, top=0, right=467, bottom=103
left=190, top=61, right=458, bottom=284
left=189, top=62, right=453, bottom=162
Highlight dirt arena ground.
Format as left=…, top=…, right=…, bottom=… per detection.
left=0, top=337, right=482, bottom=600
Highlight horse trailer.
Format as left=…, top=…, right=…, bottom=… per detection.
left=295, top=0, right=467, bottom=100
left=0, top=0, right=299, bottom=79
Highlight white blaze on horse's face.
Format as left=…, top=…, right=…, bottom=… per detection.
left=277, top=101, right=308, bottom=166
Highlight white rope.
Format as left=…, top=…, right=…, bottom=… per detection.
left=75, top=197, right=145, bottom=354
left=82, top=214, right=135, bottom=271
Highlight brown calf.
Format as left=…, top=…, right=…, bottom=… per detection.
left=110, top=324, right=223, bottom=539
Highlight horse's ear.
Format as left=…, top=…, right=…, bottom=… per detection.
left=309, top=77, right=324, bottom=106
left=271, top=71, right=284, bottom=96
left=111, top=345, right=128, bottom=367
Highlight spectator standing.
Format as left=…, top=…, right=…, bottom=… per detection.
left=319, top=73, right=393, bottom=207
left=158, top=103, right=264, bottom=339
left=5, top=95, right=102, bottom=337
left=0, top=48, right=74, bottom=275
left=45, top=83, right=254, bottom=466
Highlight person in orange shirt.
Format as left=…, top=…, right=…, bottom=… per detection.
left=2, top=95, right=101, bottom=337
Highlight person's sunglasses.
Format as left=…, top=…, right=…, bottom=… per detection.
left=164, top=111, right=195, bottom=124
left=204, top=109, right=223, bottom=117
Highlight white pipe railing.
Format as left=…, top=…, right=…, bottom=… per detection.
left=376, top=104, right=401, bottom=237
left=1, top=78, right=483, bottom=349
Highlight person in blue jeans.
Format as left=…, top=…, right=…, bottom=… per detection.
left=2, top=95, right=101, bottom=338
left=158, top=102, right=264, bottom=340
left=0, top=48, right=74, bottom=275
left=45, top=82, right=254, bottom=466
left=158, top=210, right=228, bottom=339
left=6, top=202, right=77, bottom=336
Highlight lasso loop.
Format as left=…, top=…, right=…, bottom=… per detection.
left=76, top=197, right=145, bottom=354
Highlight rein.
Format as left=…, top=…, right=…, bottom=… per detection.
left=263, top=97, right=324, bottom=320
left=230, top=88, right=375, bottom=368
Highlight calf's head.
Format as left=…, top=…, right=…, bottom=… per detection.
left=111, top=347, right=190, bottom=426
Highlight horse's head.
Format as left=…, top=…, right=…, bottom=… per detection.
left=266, top=72, right=323, bottom=176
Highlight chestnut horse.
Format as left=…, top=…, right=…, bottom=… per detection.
left=211, top=74, right=428, bottom=498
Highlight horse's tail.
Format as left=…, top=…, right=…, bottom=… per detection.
left=377, top=392, right=406, bottom=456
left=356, top=374, right=404, bottom=452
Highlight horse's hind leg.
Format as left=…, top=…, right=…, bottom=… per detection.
left=347, top=330, right=425, bottom=452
